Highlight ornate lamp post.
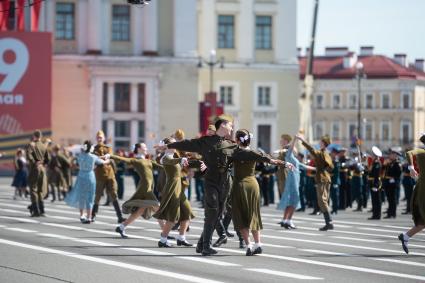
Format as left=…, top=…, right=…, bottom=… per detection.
left=198, top=49, right=225, bottom=93
left=355, top=61, right=366, bottom=148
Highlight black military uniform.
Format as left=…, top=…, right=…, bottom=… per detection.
left=368, top=158, right=382, bottom=219
left=401, top=162, right=416, bottom=214
left=338, top=153, right=349, bottom=210
left=383, top=155, right=402, bottom=218
left=167, top=134, right=237, bottom=255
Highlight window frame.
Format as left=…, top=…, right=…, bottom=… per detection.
left=111, top=4, right=131, bottom=42
left=380, top=121, right=391, bottom=141
left=217, top=15, right=235, bottom=49
left=255, top=15, right=272, bottom=50
left=380, top=92, right=391, bottom=109
left=55, top=2, right=75, bottom=40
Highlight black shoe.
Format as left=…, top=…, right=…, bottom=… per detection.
left=331, top=210, right=338, bottom=215
left=383, top=215, right=394, bottom=219
left=402, top=211, right=411, bottom=215
left=177, top=239, right=193, bottom=247
left=319, top=223, right=334, bottom=231
left=167, top=235, right=175, bottom=240
left=225, top=231, right=234, bottom=238
left=398, top=234, right=409, bottom=254
left=171, top=223, right=180, bottom=230
left=281, top=222, right=289, bottom=229
left=296, top=208, right=305, bottom=212
left=353, top=208, right=362, bottom=212
left=202, top=247, right=217, bottom=256
left=115, top=226, right=128, bottom=238
left=117, top=217, right=126, bottom=224
left=212, top=236, right=227, bottom=247
left=239, top=240, right=246, bottom=249
left=196, top=244, right=202, bottom=253
left=158, top=241, right=173, bottom=248
left=81, top=219, right=91, bottom=224
left=246, top=247, right=254, bottom=256
left=253, top=246, right=263, bottom=255
left=368, top=216, right=380, bottom=220
left=367, top=209, right=373, bottom=213
left=288, top=223, right=297, bottom=229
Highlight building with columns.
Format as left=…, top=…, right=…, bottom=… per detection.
left=36, top=0, right=199, bottom=150
left=300, top=46, right=425, bottom=150
left=197, top=0, right=299, bottom=153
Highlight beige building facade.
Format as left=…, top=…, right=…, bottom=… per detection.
left=301, top=47, right=425, bottom=150
left=197, top=0, right=299, bottom=153
left=39, top=0, right=199, bottom=150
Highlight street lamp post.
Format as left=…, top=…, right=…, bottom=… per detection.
left=355, top=61, right=365, bottom=149
left=198, top=49, right=225, bottom=93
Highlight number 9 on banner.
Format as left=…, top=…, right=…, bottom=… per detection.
left=0, top=38, right=29, bottom=93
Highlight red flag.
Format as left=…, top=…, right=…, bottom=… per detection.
left=31, top=0, right=42, bottom=31
left=16, top=0, right=25, bottom=31
left=0, top=1, right=10, bottom=31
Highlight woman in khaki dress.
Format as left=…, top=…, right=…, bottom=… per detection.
left=153, top=137, right=198, bottom=248
left=232, top=129, right=292, bottom=256
left=106, top=143, right=161, bottom=238
left=399, top=133, right=425, bottom=254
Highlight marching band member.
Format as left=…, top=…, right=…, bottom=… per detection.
left=368, top=146, right=383, bottom=220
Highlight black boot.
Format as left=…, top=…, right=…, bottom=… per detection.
left=319, top=212, right=334, bottom=231
left=29, top=203, right=40, bottom=217
left=91, top=204, right=98, bottom=222
left=38, top=201, right=45, bottom=216
left=112, top=200, right=126, bottom=223
left=50, top=187, right=56, bottom=203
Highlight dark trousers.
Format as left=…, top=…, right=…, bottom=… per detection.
left=261, top=176, right=270, bottom=206
left=268, top=175, right=275, bottom=204
left=195, top=177, right=204, bottom=202
left=330, top=184, right=339, bottom=212
left=385, top=183, right=398, bottom=217
left=370, top=189, right=382, bottom=218
left=116, top=173, right=124, bottom=200
left=299, top=184, right=306, bottom=210
left=404, top=183, right=414, bottom=212
left=362, top=184, right=369, bottom=208
left=198, top=172, right=231, bottom=249
left=339, top=180, right=347, bottom=210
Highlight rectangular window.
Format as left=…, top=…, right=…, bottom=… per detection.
left=365, top=94, right=374, bottom=109
left=255, top=16, right=272, bottom=50
left=55, top=2, right=75, bottom=40
left=138, top=83, right=145, bottom=113
left=112, top=5, right=130, bottom=41
left=102, top=120, right=108, bottom=137
left=402, top=93, right=411, bottom=109
left=114, top=83, right=130, bottom=112
left=218, top=15, right=234, bottom=49
left=365, top=122, right=373, bottom=141
left=314, top=122, right=324, bottom=141
left=257, top=125, right=271, bottom=153
left=138, top=121, right=145, bottom=142
left=102, top=83, right=108, bottom=112
left=401, top=121, right=411, bottom=144
left=219, top=86, right=233, bottom=105
left=381, top=122, right=390, bottom=141
left=348, top=123, right=357, bottom=141
left=382, top=93, right=390, bottom=109
left=114, top=120, right=131, bottom=149
left=331, top=122, right=340, bottom=140
left=258, top=86, right=271, bottom=106
left=316, top=94, right=324, bottom=109
left=332, top=94, right=341, bottom=109
left=348, top=94, right=357, bottom=109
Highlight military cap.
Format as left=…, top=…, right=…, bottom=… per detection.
left=321, top=135, right=331, bottom=147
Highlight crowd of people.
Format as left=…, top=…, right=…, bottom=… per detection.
left=6, top=116, right=425, bottom=256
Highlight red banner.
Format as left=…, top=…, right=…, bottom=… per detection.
left=31, top=0, right=42, bottom=31
left=0, top=31, right=52, bottom=172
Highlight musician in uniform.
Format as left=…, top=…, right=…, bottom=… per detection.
left=383, top=148, right=402, bottom=219
left=338, top=148, right=350, bottom=210
left=368, top=146, right=383, bottom=220
left=402, top=157, right=416, bottom=215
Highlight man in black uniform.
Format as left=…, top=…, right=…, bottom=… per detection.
left=383, top=149, right=402, bottom=219
left=368, top=146, right=383, bottom=220
left=157, top=115, right=236, bottom=256
left=338, top=148, right=349, bottom=210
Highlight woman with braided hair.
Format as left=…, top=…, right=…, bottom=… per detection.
left=231, top=129, right=293, bottom=256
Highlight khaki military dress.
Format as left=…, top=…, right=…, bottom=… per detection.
left=47, top=155, right=66, bottom=188
left=232, top=148, right=272, bottom=231
left=110, top=155, right=160, bottom=219
left=276, top=150, right=288, bottom=197
left=153, top=154, right=195, bottom=222
left=407, top=149, right=425, bottom=225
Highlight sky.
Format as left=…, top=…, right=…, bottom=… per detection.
left=297, top=0, right=425, bottom=61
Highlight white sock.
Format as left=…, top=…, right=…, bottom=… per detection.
left=289, top=220, right=295, bottom=226
left=247, top=243, right=253, bottom=249
left=403, top=233, right=410, bottom=241
left=160, top=235, right=168, bottom=243
left=254, top=242, right=262, bottom=249
left=177, top=235, right=186, bottom=241
left=283, top=219, right=288, bottom=224
left=119, top=224, right=126, bottom=231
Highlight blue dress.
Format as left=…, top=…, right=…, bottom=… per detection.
left=277, top=149, right=301, bottom=210
left=65, top=153, right=102, bottom=210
